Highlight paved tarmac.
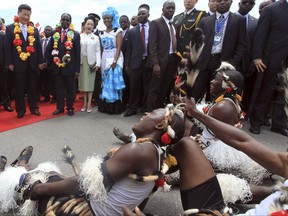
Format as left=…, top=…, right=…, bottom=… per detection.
left=0, top=107, right=287, bottom=215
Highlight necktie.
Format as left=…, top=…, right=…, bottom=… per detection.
left=43, top=38, right=48, bottom=55
left=169, top=22, right=177, bottom=53
left=21, top=25, right=27, bottom=40
left=141, top=24, right=146, bottom=53
left=214, top=15, right=225, bottom=46
left=61, top=30, right=66, bottom=43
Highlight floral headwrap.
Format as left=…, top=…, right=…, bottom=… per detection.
left=102, top=7, right=119, bottom=29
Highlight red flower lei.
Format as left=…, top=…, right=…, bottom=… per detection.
left=13, top=16, right=35, bottom=61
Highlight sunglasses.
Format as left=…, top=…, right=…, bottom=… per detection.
left=241, top=0, right=255, bottom=5
left=61, top=18, right=70, bottom=22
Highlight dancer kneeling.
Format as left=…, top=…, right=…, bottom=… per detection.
left=12, top=105, right=185, bottom=215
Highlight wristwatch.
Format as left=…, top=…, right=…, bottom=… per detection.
left=113, top=60, right=117, bottom=64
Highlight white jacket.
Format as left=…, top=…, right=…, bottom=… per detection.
left=80, top=33, right=101, bottom=67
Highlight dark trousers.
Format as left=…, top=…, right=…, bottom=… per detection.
left=0, top=66, right=11, bottom=106
left=128, top=58, right=152, bottom=111
left=242, top=70, right=257, bottom=115
left=93, top=69, right=102, bottom=104
left=39, top=68, right=55, bottom=99
left=54, top=73, right=75, bottom=111
left=14, top=65, right=39, bottom=114
left=250, top=67, right=288, bottom=129
left=147, top=54, right=177, bottom=111
left=192, top=54, right=221, bottom=102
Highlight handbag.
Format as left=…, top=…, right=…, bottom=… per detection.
left=89, top=62, right=96, bottom=73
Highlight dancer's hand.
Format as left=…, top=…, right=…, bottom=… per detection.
left=21, top=180, right=42, bottom=201
left=184, top=97, right=197, bottom=117
left=122, top=205, right=145, bottom=216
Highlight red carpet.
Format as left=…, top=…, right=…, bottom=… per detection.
left=0, top=95, right=84, bottom=132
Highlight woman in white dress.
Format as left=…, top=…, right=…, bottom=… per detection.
left=79, top=16, right=101, bottom=113
left=98, top=7, right=125, bottom=114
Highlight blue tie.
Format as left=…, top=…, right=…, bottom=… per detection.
left=21, top=25, right=27, bottom=40
left=214, top=15, right=225, bottom=46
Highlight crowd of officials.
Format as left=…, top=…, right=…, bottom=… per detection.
left=0, top=0, right=287, bottom=136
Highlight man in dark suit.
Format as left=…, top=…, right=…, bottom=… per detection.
left=0, top=19, right=13, bottom=112
left=236, top=0, right=258, bottom=115
left=146, top=0, right=178, bottom=112
left=249, top=0, right=288, bottom=136
left=119, top=15, right=131, bottom=111
left=124, top=6, right=152, bottom=117
left=5, top=4, right=43, bottom=118
left=208, top=0, right=217, bottom=15
left=45, top=13, right=80, bottom=116
left=191, top=0, right=248, bottom=102
left=39, top=25, right=55, bottom=103
left=173, top=0, right=206, bottom=54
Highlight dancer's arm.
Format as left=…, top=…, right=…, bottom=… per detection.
left=33, top=176, right=82, bottom=197
left=185, top=97, right=288, bottom=178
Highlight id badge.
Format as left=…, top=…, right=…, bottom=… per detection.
left=214, top=36, right=221, bottom=42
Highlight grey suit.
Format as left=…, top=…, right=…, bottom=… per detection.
left=146, top=17, right=178, bottom=111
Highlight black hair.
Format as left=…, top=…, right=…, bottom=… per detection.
left=120, top=15, right=129, bottom=20
left=169, top=113, right=185, bottom=144
left=18, top=4, right=31, bottom=13
left=138, top=4, right=150, bottom=11
left=61, top=13, right=72, bottom=22
left=222, top=70, right=244, bottom=93
left=84, top=16, right=96, bottom=25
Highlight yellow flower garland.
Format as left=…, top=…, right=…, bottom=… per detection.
left=13, top=16, right=35, bottom=61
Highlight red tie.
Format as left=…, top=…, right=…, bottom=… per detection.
left=61, top=30, right=66, bottom=43
left=141, top=24, right=146, bottom=53
left=169, top=22, right=177, bottom=53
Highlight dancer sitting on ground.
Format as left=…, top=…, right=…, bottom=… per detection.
left=10, top=105, right=185, bottom=215
left=122, top=97, right=287, bottom=215
left=114, top=63, right=268, bottom=184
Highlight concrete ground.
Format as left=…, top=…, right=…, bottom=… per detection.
left=0, top=107, right=287, bottom=215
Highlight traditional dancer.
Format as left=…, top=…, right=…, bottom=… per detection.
left=8, top=104, right=185, bottom=216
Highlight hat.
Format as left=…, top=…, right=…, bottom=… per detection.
left=88, top=13, right=101, bottom=21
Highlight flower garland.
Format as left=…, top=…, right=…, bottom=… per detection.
left=52, top=24, right=74, bottom=67
left=13, top=16, right=35, bottom=61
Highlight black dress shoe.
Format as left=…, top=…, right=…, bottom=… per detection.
left=249, top=126, right=260, bottom=134
left=52, top=109, right=64, bottom=115
left=67, top=109, right=74, bottom=116
left=4, top=105, right=13, bottom=112
left=271, top=127, right=288, bottom=137
left=124, top=109, right=137, bottom=117
left=50, top=98, right=56, bottom=104
left=31, top=110, right=41, bottom=116
left=17, top=113, right=25, bottom=119
left=263, top=119, right=271, bottom=127
left=40, top=97, right=50, bottom=103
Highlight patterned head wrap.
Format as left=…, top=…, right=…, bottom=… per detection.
left=102, top=7, right=120, bottom=29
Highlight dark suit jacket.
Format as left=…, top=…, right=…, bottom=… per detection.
left=46, top=29, right=81, bottom=76
left=122, top=29, right=129, bottom=61
left=125, top=23, right=149, bottom=69
left=5, top=23, right=43, bottom=72
left=146, top=17, right=176, bottom=71
left=242, top=14, right=258, bottom=74
left=197, top=12, right=248, bottom=72
left=0, top=31, right=5, bottom=68
left=252, top=0, right=288, bottom=68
